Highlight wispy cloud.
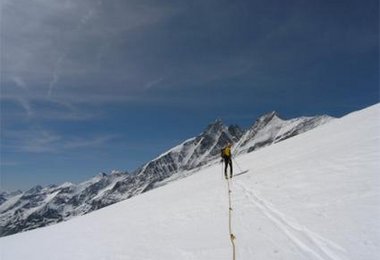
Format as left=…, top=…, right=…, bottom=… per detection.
left=15, top=97, right=33, bottom=117
left=1, top=0, right=264, bottom=108
left=1, top=0, right=377, bottom=113
left=8, top=130, right=62, bottom=153
left=1, top=95, right=103, bottom=122
left=144, top=77, right=166, bottom=90
left=48, top=55, right=65, bottom=98
left=2, top=128, right=117, bottom=153
left=47, top=1, right=103, bottom=97
left=2, top=0, right=181, bottom=100
left=63, top=135, right=116, bottom=149
left=10, top=76, right=27, bottom=89
left=0, top=160, right=20, bottom=167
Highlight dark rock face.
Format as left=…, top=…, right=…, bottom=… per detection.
left=0, top=113, right=333, bottom=237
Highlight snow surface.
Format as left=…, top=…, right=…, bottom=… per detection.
left=1, top=104, right=379, bottom=260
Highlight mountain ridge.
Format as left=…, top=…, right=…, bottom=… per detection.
left=0, top=111, right=333, bottom=237
left=2, top=103, right=378, bottom=259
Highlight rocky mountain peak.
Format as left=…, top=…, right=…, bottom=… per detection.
left=257, top=111, right=281, bottom=123
left=203, top=119, right=225, bottom=136
left=98, top=172, right=108, bottom=178
left=227, top=124, right=244, bottom=140
left=24, top=185, right=43, bottom=195
left=0, top=111, right=334, bottom=237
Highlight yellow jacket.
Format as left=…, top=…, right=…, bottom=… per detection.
left=222, top=146, right=231, bottom=158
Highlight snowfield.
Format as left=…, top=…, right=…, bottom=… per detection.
left=1, top=104, right=379, bottom=260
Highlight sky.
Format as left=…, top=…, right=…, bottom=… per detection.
left=0, top=0, right=379, bottom=191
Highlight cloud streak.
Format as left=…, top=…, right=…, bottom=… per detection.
left=47, top=1, right=103, bottom=97
left=1, top=0, right=378, bottom=117
left=1, top=0, right=378, bottom=192
left=2, top=0, right=181, bottom=99
left=2, top=128, right=117, bottom=153
left=2, top=0, right=376, bottom=109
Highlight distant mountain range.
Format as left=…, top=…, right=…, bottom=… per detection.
left=0, top=112, right=333, bottom=237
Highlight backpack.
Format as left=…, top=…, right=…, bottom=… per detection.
left=221, top=148, right=225, bottom=158
left=221, top=147, right=230, bottom=159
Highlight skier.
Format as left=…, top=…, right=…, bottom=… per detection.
left=221, top=143, right=233, bottom=179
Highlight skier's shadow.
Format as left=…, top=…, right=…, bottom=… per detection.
left=234, top=170, right=249, bottom=177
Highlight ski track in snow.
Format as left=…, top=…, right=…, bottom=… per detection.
left=235, top=181, right=348, bottom=260
left=1, top=104, right=378, bottom=260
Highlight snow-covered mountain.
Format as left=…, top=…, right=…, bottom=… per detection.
left=234, top=111, right=332, bottom=154
left=0, top=171, right=129, bottom=236
left=1, top=103, right=378, bottom=260
left=0, top=112, right=332, bottom=237
left=133, top=120, right=243, bottom=184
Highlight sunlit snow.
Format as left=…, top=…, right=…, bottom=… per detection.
left=1, top=104, right=379, bottom=260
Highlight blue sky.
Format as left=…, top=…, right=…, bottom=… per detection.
left=1, top=0, right=379, bottom=191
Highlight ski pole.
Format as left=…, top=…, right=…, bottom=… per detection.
left=221, top=160, right=224, bottom=180
left=232, top=157, right=243, bottom=173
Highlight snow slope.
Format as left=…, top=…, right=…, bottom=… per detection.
left=1, top=113, right=330, bottom=237
left=1, top=104, right=379, bottom=260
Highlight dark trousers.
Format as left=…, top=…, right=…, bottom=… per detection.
left=224, top=157, right=233, bottom=178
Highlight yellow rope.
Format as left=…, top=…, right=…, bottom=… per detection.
left=227, top=178, right=236, bottom=260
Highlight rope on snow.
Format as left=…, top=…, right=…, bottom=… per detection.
left=226, top=176, right=236, bottom=260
